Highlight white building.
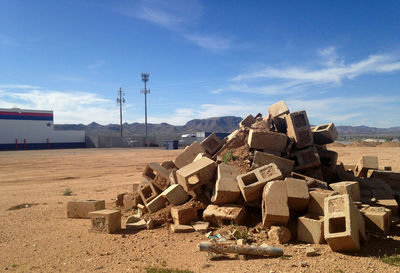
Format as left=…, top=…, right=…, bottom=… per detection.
left=0, top=108, right=85, bottom=150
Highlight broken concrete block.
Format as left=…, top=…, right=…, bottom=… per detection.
left=297, top=214, right=325, bottom=244
left=307, top=189, right=338, bottom=216
left=262, top=180, right=289, bottom=228
left=137, top=203, right=147, bottom=213
left=171, top=224, right=194, bottom=233
left=291, top=172, right=328, bottom=189
left=268, top=100, right=290, bottom=117
left=67, top=200, right=105, bottom=219
left=161, top=184, right=189, bottom=206
left=160, top=160, right=177, bottom=170
left=237, top=163, right=283, bottom=202
left=375, top=196, right=398, bottom=217
left=247, top=129, right=288, bottom=152
left=240, top=114, right=256, bottom=128
left=286, top=111, right=313, bottom=149
left=146, top=194, right=166, bottom=213
left=201, top=133, right=224, bottom=156
left=176, top=157, right=216, bottom=195
left=360, top=206, right=391, bottom=234
left=354, top=156, right=378, bottom=178
left=211, top=164, right=240, bottom=204
left=312, top=123, right=338, bottom=145
left=138, top=180, right=159, bottom=206
left=169, top=170, right=178, bottom=185
left=191, top=221, right=210, bottom=232
left=173, top=142, right=206, bottom=169
left=316, top=146, right=338, bottom=170
left=324, top=194, right=362, bottom=252
left=268, top=226, right=291, bottom=244
left=193, top=152, right=212, bottom=162
left=285, top=178, right=309, bottom=212
left=203, top=204, right=246, bottom=226
left=116, top=193, right=127, bottom=207
left=123, top=193, right=143, bottom=210
left=329, top=182, right=361, bottom=202
left=125, top=215, right=147, bottom=230
left=171, top=206, right=198, bottom=225
left=143, top=162, right=171, bottom=191
left=252, top=151, right=294, bottom=177
left=293, top=146, right=321, bottom=171
left=273, top=114, right=287, bottom=134
left=367, top=170, right=400, bottom=191
left=305, top=247, right=319, bottom=257
left=88, top=209, right=121, bottom=234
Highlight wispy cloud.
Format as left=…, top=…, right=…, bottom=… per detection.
left=87, top=60, right=105, bottom=69
left=0, top=84, right=41, bottom=89
left=212, top=48, right=400, bottom=96
left=114, top=0, right=231, bottom=51
left=0, top=85, right=118, bottom=124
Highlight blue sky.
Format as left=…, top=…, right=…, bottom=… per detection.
left=1, top=0, right=400, bottom=127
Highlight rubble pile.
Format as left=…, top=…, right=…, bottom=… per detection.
left=68, top=100, right=400, bottom=256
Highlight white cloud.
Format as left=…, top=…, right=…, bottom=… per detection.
left=0, top=84, right=41, bottom=89
left=114, top=0, right=231, bottom=51
left=0, top=86, right=118, bottom=124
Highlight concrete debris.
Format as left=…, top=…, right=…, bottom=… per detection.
left=77, top=100, right=400, bottom=256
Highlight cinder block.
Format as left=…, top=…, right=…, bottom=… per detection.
left=211, top=164, right=241, bottom=204
left=291, top=172, right=328, bottom=189
left=247, top=129, right=288, bottom=152
left=293, top=146, right=321, bottom=171
left=367, top=170, right=400, bottom=191
left=171, top=206, right=198, bottom=225
left=273, top=114, right=287, bottom=134
left=146, top=194, right=166, bottom=213
left=161, top=184, right=189, bottom=206
left=88, top=209, right=121, bottom=234
left=252, top=151, right=294, bottom=177
left=143, top=162, right=171, bottom=191
left=286, top=111, right=313, bottom=149
left=316, top=146, right=338, bottom=170
left=125, top=215, right=147, bottom=230
left=285, top=178, right=309, bottom=212
left=123, top=193, right=143, bottom=210
left=203, top=204, right=246, bottom=226
left=169, top=169, right=178, bottom=185
left=304, top=167, right=325, bottom=181
left=67, top=200, right=105, bottom=219
left=160, top=160, right=177, bottom=170
left=329, top=182, right=361, bottom=202
left=354, top=156, right=378, bottom=178
left=268, top=100, right=290, bottom=117
left=312, top=123, right=338, bottom=145
left=262, top=180, right=289, bottom=228
left=176, top=157, right=216, bottom=195
left=173, top=142, right=206, bottom=169
left=191, top=221, right=209, bottom=232
left=324, top=194, right=361, bottom=252
left=297, top=214, right=325, bottom=244
left=360, top=206, right=391, bottom=234
left=201, top=133, right=224, bottom=156
left=138, top=180, right=159, bottom=206
left=237, top=163, right=283, bottom=202
left=239, top=114, right=256, bottom=128
left=307, top=189, right=338, bottom=216
left=170, top=224, right=194, bottom=233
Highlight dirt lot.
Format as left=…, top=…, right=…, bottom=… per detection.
left=1, top=147, right=400, bottom=273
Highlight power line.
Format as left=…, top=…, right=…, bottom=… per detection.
left=116, top=87, right=125, bottom=137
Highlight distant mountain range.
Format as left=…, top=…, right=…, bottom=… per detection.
left=54, top=116, right=400, bottom=141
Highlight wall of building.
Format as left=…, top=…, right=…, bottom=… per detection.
left=0, top=108, right=85, bottom=150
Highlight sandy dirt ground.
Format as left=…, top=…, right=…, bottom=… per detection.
left=1, top=147, right=400, bottom=273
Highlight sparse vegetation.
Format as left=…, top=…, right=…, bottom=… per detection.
left=62, top=188, right=73, bottom=196
left=331, top=269, right=344, bottom=273
left=232, top=226, right=250, bottom=240
left=381, top=254, right=400, bottom=266
left=222, top=150, right=237, bottom=164
left=145, top=267, right=194, bottom=273
left=11, top=264, right=18, bottom=268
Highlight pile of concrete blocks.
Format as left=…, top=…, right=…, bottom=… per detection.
left=113, top=100, right=400, bottom=253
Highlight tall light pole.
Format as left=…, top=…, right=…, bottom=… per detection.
left=116, top=87, right=125, bottom=137
left=141, top=73, right=150, bottom=146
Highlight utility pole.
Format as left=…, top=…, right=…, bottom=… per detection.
left=116, top=87, right=125, bottom=137
left=141, top=73, right=150, bottom=146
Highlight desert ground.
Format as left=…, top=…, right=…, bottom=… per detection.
left=1, top=146, right=400, bottom=273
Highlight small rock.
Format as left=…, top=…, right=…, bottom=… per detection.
left=267, top=226, right=291, bottom=244
left=300, top=262, right=309, bottom=267
left=305, top=247, right=318, bottom=257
